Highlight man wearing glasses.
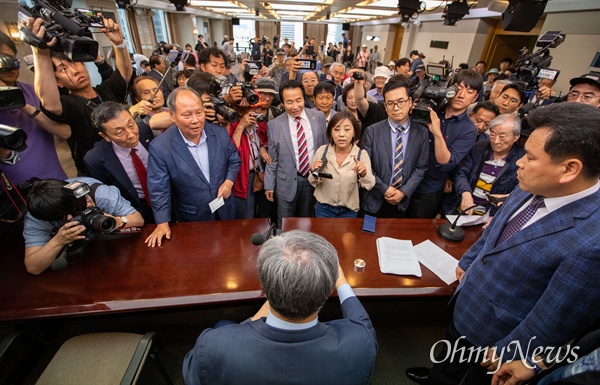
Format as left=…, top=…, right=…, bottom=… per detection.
left=566, top=72, right=600, bottom=108
left=407, top=69, right=481, bottom=218
left=360, top=77, right=429, bottom=218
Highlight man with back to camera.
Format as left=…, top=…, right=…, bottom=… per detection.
left=23, top=177, right=144, bottom=275
left=0, top=31, right=69, bottom=184
left=183, top=230, right=378, bottom=385
left=407, top=102, right=600, bottom=385
left=409, top=50, right=423, bottom=75
left=84, top=102, right=154, bottom=224
left=264, top=80, right=327, bottom=228
left=406, top=69, right=481, bottom=218
left=145, top=88, right=241, bottom=247
left=360, top=77, right=429, bottom=218
left=23, top=16, right=133, bottom=175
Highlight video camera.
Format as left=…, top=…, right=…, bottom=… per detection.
left=411, top=62, right=457, bottom=123
left=514, top=30, right=564, bottom=97
left=18, top=0, right=106, bottom=62
left=0, top=86, right=28, bottom=151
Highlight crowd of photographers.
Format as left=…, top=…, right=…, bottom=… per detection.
left=1, top=15, right=599, bottom=276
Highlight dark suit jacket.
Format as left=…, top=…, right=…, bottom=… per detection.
left=446, top=140, right=525, bottom=215
left=454, top=186, right=600, bottom=353
left=265, top=109, right=327, bottom=202
left=182, top=296, right=378, bottom=385
left=147, top=123, right=241, bottom=223
left=83, top=124, right=154, bottom=223
left=147, top=69, right=171, bottom=102
left=360, top=119, right=429, bottom=213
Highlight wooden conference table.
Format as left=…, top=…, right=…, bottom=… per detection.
left=0, top=218, right=482, bottom=322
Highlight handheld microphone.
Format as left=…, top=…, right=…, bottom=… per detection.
left=51, top=248, right=69, bottom=271
left=251, top=223, right=276, bottom=245
left=437, top=204, right=477, bottom=242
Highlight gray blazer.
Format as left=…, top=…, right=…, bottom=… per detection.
left=265, top=109, right=327, bottom=202
left=360, top=119, right=429, bottom=213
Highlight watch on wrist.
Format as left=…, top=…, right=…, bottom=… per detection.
left=120, top=216, right=128, bottom=226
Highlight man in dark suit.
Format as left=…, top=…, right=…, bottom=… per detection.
left=145, top=88, right=241, bottom=247
left=264, top=80, right=327, bottom=227
left=147, top=55, right=172, bottom=103
left=360, top=77, right=429, bottom=217
left=407, top=102, right=600, bottom=385
left=183, top=230, right=378, bottom=385
left=85, top=102, right=154, bottom=223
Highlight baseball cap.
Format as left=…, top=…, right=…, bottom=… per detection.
left=373, top=66, right=391, bottom=79
left=322, top=56, right=334, bottom=67
left=255, top=78, right=278, bottom=94
left=570, top=72, right=600, bottom=90
left=487, top=68, right=500, bottom=75
left=275, top=48, right=285, bottom=55
left=415, top=64, right=426, bottom=72
left=361, top=44, right=367, bottom=48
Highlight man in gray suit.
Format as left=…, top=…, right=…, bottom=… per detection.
left=360, top=77, right=429, bottom=217
left=265, top=80, right=327, bottom=227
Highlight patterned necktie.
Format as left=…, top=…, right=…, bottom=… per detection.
left=296, top=117, right=310, bottom=177
left=391, top=127, right=404, bottom=189
left=130, top=148, right=151, bottom=207
left=496, top=195, right=545, bottom=245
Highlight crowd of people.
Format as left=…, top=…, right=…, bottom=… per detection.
left=1, top=15, right=600, bottom=385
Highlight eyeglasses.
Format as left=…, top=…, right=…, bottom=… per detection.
left=385, top=99, right=410, bottom=109
left=567, top=91, right=599, bottom=102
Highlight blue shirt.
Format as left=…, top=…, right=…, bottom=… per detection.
left=265, top=283, right=356, bottom=330
left=179, top=128, right=210, bottom=183
left=389, top=118, right=411, bottom=186
left=415, top=110, right=477, bottom=194
left=23, top=177, right=136, bottom=247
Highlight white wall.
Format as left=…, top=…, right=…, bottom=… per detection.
left=411, top=18, right=484, bottom=68
left=209, top=18, right=228, bottom=49
left=361, top=24, right=397, bottom=64
left=539, top=10, right=600, bottom=94
left=171, top=13, right=195, bottom=49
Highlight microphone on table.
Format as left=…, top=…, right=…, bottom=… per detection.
left=51, top=248, right=69, bottom=271
left=437, top=204, right=477, bottom=242
left=251, top=223, right=277, bottom=245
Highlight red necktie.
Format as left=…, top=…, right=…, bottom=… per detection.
left=130, top=148, right=151, bottom=207
left=296, top=117, right=310, bottom=177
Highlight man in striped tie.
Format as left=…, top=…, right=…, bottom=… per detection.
left=360, top=77, right=429, bottom=218
left=264, top=80, right=327, bottom=227
left=406, top=103, right=600, bottom=385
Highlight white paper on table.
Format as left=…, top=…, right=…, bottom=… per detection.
left=445, top=210, right=490, bottom=227
left=209, top=196, right=225, bottom=213
left=414, top=240, right=459, bottom=285
left=376, top=237, right=422, bottom=277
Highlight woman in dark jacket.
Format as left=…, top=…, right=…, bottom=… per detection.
left=448, top=114, right=525, bottom=216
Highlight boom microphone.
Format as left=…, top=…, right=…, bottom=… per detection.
left=251, top=223, right=276, bottom=245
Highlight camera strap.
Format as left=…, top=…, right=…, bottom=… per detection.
left=0, top=171, right=27, bottom=223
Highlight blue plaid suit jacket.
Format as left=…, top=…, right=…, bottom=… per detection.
left=454, top=186, right=600, bottom=353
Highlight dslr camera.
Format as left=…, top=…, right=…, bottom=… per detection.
left=18, top=0, right=105, bottom=62
left=205, top=76, right=239, bottom=122
left=62, top=181, right=116, bottom=236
